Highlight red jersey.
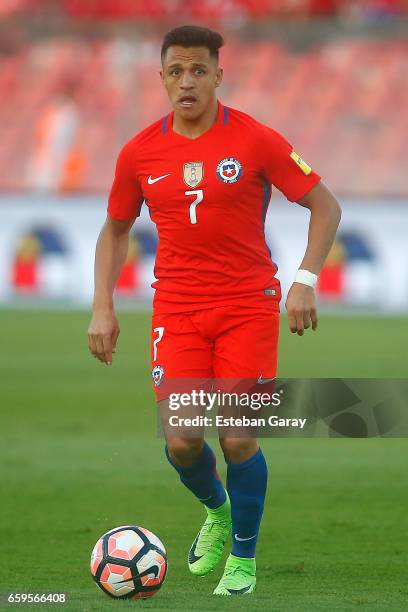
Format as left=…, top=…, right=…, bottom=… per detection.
left=108, top=101, right=320, bottom=313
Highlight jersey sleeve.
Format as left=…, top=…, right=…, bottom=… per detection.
left=260, top=127, right=321, bottom=202
left=107, top=143, right=144, bottom=221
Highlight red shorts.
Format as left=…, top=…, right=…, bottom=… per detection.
left=150, top=303, right=279, bottom=400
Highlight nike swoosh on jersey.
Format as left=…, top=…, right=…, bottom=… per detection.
left=147, top=173, right=171, bottom=184
left=234, top=533, right=257, bottom=542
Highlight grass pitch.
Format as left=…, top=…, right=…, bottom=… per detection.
left=1, top=310, right=407, bottom=611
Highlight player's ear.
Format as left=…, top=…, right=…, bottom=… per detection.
left=215, top=67, right=223, bottom=88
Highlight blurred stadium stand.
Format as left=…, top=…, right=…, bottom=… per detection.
left=0, top=35, right=407, bottom=195
left=1, top=1, right=408, bottom=19
left=1, top=3, right=408, bottom=309
left=0, top=1, right=407, bottom=196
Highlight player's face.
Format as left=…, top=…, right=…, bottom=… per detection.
left=161, top=46, right=223, bottom=120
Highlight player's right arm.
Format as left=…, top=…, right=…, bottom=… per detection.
left=88, top=141, right=143, bottom=365
left=88, top=215, right=134, bottom=365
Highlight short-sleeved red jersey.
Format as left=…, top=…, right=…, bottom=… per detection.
left=108, top=101, right=320, bottom=313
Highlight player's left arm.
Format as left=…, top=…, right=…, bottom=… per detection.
left=286, top=181, right=342, bottom=336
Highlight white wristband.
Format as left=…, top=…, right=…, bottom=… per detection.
left=294, top=269, right=318, bottom=288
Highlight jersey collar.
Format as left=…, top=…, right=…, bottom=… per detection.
left=162, top=100, right=228, bottom=141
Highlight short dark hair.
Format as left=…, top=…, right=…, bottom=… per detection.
left=161, top=25, right=224, bottom=62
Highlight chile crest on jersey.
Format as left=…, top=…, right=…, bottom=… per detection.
left=216, top=157, right=242, bottom=184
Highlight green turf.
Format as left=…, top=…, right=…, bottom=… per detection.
left=0, top=310, right=407, bottom=611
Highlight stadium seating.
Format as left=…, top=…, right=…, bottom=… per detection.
left=0, top=36, right=406, bottom=195
left=1, top=0, right=407, bottom=19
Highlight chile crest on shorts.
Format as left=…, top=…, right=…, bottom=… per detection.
left=152, top=365, right=164, bottom=386
left=216, top=157, right=242, bottom=183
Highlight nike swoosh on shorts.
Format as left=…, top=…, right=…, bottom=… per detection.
left=257, top=376, right=276, bottom=385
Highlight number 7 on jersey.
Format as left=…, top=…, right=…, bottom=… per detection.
left=185, top=189, right=203, bottom=225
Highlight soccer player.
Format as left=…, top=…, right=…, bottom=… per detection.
left=88, top=25, right=341, bottom=595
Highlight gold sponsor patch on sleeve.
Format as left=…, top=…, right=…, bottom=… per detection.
left=290, top=151, right=312, bottom=175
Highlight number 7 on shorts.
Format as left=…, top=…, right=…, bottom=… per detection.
left=153, top=327, right=164, bottom=361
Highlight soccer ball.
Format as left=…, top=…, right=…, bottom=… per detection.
left=90, top=525, right=167, bottom=599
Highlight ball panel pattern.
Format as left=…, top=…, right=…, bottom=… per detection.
left=91, top=525, right=167, bottom=600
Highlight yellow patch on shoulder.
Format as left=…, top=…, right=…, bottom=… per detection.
left=290, top=151, right=312, bottom=176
